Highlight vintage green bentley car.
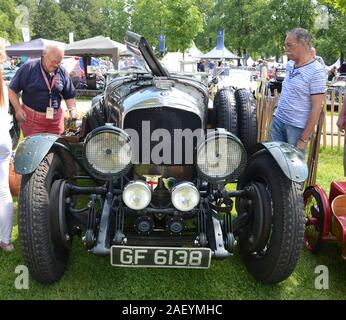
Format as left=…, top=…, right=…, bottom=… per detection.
left=14, top=31, right=307, bottom=284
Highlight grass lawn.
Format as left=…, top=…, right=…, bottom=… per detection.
left=1, top=147, right=346, bottom=300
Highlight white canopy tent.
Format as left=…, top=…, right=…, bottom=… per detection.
left=328, top=58, right=341, bottom=70
left=197, top=46, right=241, bottom=60
left=185, top=42, right=202, bottom=59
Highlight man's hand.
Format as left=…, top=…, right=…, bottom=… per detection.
left=65, top=98, right=77, bottom=120
left=15, top=105, right=27, bottom=123
left=337, top=116, right=345, bottom=133
left=296, top=138, right=309, bottom=151
left=68, top=108, right=78, bottom=121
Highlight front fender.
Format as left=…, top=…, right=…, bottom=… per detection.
left=248, top=141, right=308, bottom=183
left=14, top=134, right=61, bottom=175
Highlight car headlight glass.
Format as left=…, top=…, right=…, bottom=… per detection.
left=196, top=131, right=246, bottom=182
left=84, top=127, right=132, bottom=179
left=171, top=182, right=200, bottom=212
left=123, top=181, right=152, bottom=210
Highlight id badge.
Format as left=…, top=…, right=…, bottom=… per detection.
left=46, top=107, right=54, bottom=119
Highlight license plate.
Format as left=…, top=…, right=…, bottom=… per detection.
left=111, top=246, right=211, bottom=269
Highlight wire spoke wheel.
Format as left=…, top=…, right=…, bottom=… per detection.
left=303, top=187, right=324, bottom=253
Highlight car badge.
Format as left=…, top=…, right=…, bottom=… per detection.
left=143, top=175, right=162, bottom=190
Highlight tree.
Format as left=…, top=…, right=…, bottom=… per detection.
left=32, top=0, right=74, bottom=42
left=59, top=0, right=105, bottom=41
left=315, top=3, right=346, bottom=64
left=131, top=0, right=168, bottom=49
left=0, top=0, right=23, bottom=43
left=100, top=0, right=130, bottom=43
left=164, top=0, right=204, bottom=52
left=131, top=0, right=203, bottom=53
left=321, top=0, right=346, bottom=12
left=189, top=0, right=214, bottom=51
left=194, top=0, right=316, bottom=59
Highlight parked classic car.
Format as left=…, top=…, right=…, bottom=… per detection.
left=216, top=69, right=258, bottom=95
left=329, top=75, right=346, bottom=95
left=14, top=31, right=307, bottom=285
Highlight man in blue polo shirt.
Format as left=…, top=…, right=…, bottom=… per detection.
left=269, top=28, right=326, bottom=151
left=8, top=43, right=77, bottom=136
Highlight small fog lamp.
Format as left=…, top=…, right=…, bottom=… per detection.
left=171, top=182, right=200, bottom=212
left=122, top=181, right=152, bottom=210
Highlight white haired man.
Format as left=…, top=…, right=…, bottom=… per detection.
left=269, top=28, right=326, bottom=151
left=9, top=42, right=77, bottom=136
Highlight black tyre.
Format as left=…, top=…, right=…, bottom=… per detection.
left=237, top=151, right=304, bottom=284
left=303, top=187, right=324, bottom=254
left=214, top=88, right=237, bottom=135
left=18, top=152, right=71, bottom=284
left=235, top=89, right=257, bottom=152
left=9, top=103, right=21, bottom=150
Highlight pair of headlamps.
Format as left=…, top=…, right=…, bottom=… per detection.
left=83, top=127, right=246, bottom=211
left=123, top=181, right=200, bottom=212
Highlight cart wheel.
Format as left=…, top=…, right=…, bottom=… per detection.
left=303, top=187, right=324, bottom=254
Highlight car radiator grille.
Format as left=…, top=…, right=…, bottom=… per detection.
left=124, top=107, right=202, bottom=165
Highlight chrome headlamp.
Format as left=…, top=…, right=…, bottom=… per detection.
left=123, top=181, right=152, bottom=210
left=84, top=126, right=132, bottom=180
left=171, top=182, right=200, bottom=212
left=196, top=131, right=247, bottom=183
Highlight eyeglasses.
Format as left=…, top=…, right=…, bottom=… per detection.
left=46, top=56, right=62, bottom=65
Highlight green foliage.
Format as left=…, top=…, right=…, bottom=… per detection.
left=316, top=10, right=346, bottom=64
left=0, top=0, right=22, bottom=43
left=321, top=0, right=346, bottom=12
left=58, top=0, right=105, bottom=41
left=100, top=0, right=129, bottom=42
left=32, top=0, right=74, bottom=42
left=0, top=0, right=342, bottom=64
left=195, top=0, right=315, bottom=59
left=131, top=0, right=167, bottom=48
left=164, top=0, right=204, bottom=52
left=315, top=4, right=346, bottom=64
left=131, top=0, right=203, bottom=53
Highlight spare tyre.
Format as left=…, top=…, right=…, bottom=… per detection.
left=235, top=89, right=257, bottom=152
left=214, top=87, right=237, bottom=135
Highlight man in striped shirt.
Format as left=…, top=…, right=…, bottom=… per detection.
left=269, top=28, right=326, bottom=151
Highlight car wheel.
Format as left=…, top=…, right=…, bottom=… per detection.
left=18, top=152, right=71, bottom=284
left=214, top=88, right=237, bottom=135
left=235, top=89, right=257, bottom=153
left=237, top=151, right=304, bottom=284
left=303, top=187, right=324, bottom=254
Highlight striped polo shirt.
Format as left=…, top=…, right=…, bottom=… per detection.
left=275, top=59, right=326, bottom=128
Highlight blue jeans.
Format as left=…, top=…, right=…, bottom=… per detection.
left=269, top=116, right=304, bottom=146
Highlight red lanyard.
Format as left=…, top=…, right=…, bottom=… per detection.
left=40, top=61, right=57, bottom=108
